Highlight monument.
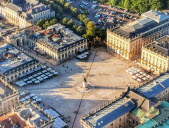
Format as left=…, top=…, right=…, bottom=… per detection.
left=75, top=76, right=95, bottom=93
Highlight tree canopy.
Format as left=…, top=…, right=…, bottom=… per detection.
left=106, top=0, right=168, bottom=13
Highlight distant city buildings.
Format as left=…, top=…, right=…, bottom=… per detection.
left=106, top=10, right=169, bottom=60
left=0, top=44, right=40, bottom=82
left=28, top=24, right=88, bottom=63
left=0, top=0, right=55, bottom=28
left=0, top=103, right=54, bottom=128
left=81, top=73, right=169, bottom=128
left=140, top=36, right=169, bottom=74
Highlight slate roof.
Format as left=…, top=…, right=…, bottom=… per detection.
left=110, top=11, right=169, bottom=39
left=142, top=10, right=169, bottom=23
left=83, top=98, right=136, bottom=128
left=0, top=44, right=34, bottom=74
left=31, top=4, right=52, bottom=14
left=144, top=36, right=169, bottom=56
left=5, top=3, right=21, bottom=12
left=136, top=73, right=169, bottom=99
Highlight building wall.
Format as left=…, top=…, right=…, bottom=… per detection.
left=7, top=31, right=27, bottom=47
left=81, top=113, right=130, bottom=128
left=129, top=113, right=141, bottom=128
left=105, top=113, right=129, bottom=128
left=0, top=3, right=55, bottom=28
left=0, top=93, right=19, bottom=116
left=58, top=40, right=88, bottom=62
left=106, top=30, right=130, bottom=60
left=106, top=20, right=169, bottom=60
left=140, top=47, right=169, bottom=75
left=2, top=61, right=40, bottom=82
left=155, top=87, right=169, bottom=102
left=35, top=39, right=88, bottom=62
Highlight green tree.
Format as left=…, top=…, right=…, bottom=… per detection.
left=86, top=21, right=96, bottom=37
left=50, top=19, right=57, bottom=25
left=36, top=19, right=43, bottom=27
left=64, top=3, right=71, bottom=11
left=67, top=19, right=73, bottom=27
left=124, top=0, right=130, bottom=10
left=62, top=17, right=68, bottom=25
left=76, top=26, right=83, bottom=34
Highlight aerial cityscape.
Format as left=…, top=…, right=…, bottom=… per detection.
left=0, top=0, right=169, bottom=128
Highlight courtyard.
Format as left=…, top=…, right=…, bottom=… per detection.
left=18, top=48, right=138, bottom=128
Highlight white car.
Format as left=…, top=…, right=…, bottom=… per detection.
left=32, top=98, right=42, bottom=104
left=20, top=98, right=26, bottom=103
left=32, top=96, right=38, bottom=100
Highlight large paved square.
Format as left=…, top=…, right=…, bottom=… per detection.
left=18, top=48, right=138, bottom=128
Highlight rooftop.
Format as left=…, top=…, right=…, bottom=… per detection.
left=83, top=98, right=135, bottom=128
left=142, top=10, right=169, bottom=23
left=136, top=73, right=169, bottom=99
left=0, top=44, right=34, bottom=74
left=16, top=104, right=52, bottom=127
left=137, top=101, right=169, bottom=128
left=44, top=108, right=67, bottom=128
left=144, top=36, right=169, bottom=56
left=0, top=112, right=32, bottom=128
left=109, top=10, right=169, bottom=39
left=32, top=24, right=84, bottom=50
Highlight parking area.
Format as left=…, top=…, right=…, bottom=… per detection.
left=18, top=48, right=139, bottom=127
left=70, top=0, right=139, bottom=28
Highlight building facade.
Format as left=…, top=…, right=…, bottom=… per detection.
left=0, top=44, right=40, bottom=82
left=81, top=98, right=136, bottom=128
left=0, top=79, right=19, bottom=116
left=140, top=36, right=169, bottom=75
left=28, top=24, right=88, bottom=63
left=106, top=10, right=169, bottom=60
left=0, top=0, right=55, bottom=28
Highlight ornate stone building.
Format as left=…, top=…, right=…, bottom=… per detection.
left=0, top=0, right=55, bottom=28
left=28, top=24, right=88, bottom=63
left=106, top=10, right=169, bottom=60
left=7, top=30, right=27, bottom=47
left=140, top=35, right=169, bottom=75
left=0, top=79, right=19, bottom=116
left=81, top=98, right=136, bottom=128
left=0, top=43, right=40, bottom=82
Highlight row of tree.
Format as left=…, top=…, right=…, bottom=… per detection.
left=36, top=18, right=57, bottom=29
left=107, top=0, right=169, bottom=13
left=40, top=0, right=79, bottom=18
left=62, top=17, right=85, bottom=35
